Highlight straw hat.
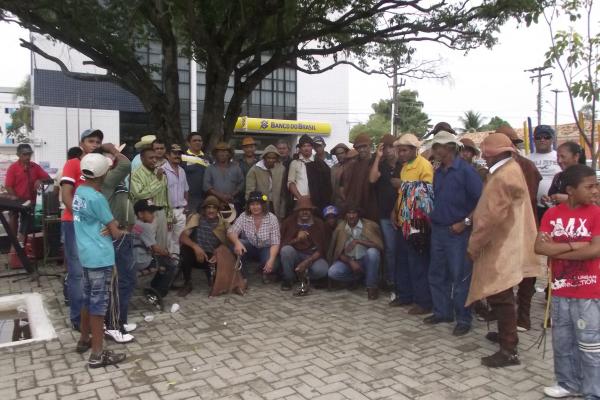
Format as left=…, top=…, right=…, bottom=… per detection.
left=393, top=133, right=421, bottom=148
left=211, top=142, right=234, bottom=156
left=134, top=134, right=157, bottom=150
left=430, top=131, right=462, bottom=147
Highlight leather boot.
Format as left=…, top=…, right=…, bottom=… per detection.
left=481, top=350, right=520, bottom=368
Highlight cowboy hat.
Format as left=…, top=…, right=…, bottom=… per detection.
left=220, top=202, right=237, bottom=223
left=494, top=125, right=522, bottom=144
left=134, top=134, right=157, bottom=150
left=393, top=133, right=421, bottom=148
left=459, top=138, right=480, bottom=155
left=430, top=131, right=462, bottom=147
left=294, top=196, right=316, bottom=211
left=481, top=133, right=516, bottom=157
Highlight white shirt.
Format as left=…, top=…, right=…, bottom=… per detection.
left=489, top=157, right=512, bottom=175
left=528, top=150, right=561, bottom=206
left=287, top=154, right=314, bottom=199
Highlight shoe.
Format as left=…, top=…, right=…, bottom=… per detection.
left=481, top=350, right=520, bottom=368
left=407, top=305, right=432, bottom=315
left=388, top=298, right=412, bottom=307
left=72, top=323, right=80, bottom=332
left=423, top=315, right=454, bottom=325
left=177, top=283, right=193, bottom=297
left=75, top=340, right=91, bottom=354
left=485, top=332, right=499, bottom=343
left=123, top=323, right=137, bottom=333
left=517, top=326, right=528, bottom=332
left=543, top=384, right=581, bottom=398
left=367, top=288, right=379, bottom=300
left=281, top=280, right=292, bottom=291
left=453, top=325, right=471, bottom=336
left=105, top=329, right=135, bottom=343
left=88, top=350, right=126, bottom=368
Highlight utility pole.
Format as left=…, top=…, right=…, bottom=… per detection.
left=524, top=66, right=552, bottom=126
left=390, top=60, right=406, bottom=136
left=551, top=89, right=563, bottom=147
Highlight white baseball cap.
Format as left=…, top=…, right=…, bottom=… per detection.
left=80, top=153, right=113, bottom=179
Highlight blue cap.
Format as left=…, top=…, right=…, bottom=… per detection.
left=322, top=205, right=339, bottom=217
left=80, top=128, right=104, bottom=141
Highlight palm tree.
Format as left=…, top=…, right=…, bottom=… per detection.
left=459, top=110, right=485, bottom=132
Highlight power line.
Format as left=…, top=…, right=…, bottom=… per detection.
left=524, top=66, right=552, bottom=126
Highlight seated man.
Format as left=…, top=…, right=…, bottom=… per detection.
left=132, top=200, right=177, bottom=310
left=279, top=196, right=329, bottom=295
left=327, top=204, right=383, bottom=300
left=178, top=195, right=230, bottom=297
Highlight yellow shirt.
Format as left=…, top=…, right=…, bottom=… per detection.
left=400, top=155, right=433, bottom=183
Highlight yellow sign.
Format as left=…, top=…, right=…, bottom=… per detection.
left=235, top=116, right=331, bottom=136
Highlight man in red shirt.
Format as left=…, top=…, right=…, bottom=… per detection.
left=5, top=143, right=50, bottom=240
left=61, top=129, right=103, bottom=331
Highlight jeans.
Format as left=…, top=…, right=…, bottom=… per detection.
left=552, top=297, right=600, bottom=399
left=328, top=248, right=380, bottom=288
left=82, top=266, right=113, bottom=316
left=394, top=233, right=432, bottom=309
left=428, top=225, right=472, bottom=326
left=379, top=219, right=398, bottom=284
left=106, top=234, right=136, bottom=329
left=150, top=255, right=178, bottom=297
left=63, top=221, right=83, bottom=327
left=278, top=245, right=329, bottom=282
left=240, top=239, right=271, bottom=276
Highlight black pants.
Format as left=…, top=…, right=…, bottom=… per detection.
left=149, top=255, right=178, bottom=297
left=180, top=244, right=213, bottom=284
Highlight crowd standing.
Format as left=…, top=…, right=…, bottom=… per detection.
left=5, top=123, right=600, bottom=399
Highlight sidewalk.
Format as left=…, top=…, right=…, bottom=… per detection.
left=0, top=265, right=554, bottom=400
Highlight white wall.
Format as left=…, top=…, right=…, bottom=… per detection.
left=32, top=106, right=119, bottom=172
left=31, top=34, right=106, bottom=75
left=297, top=63, right=351, bottom=149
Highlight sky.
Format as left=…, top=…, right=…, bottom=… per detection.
left=0, top=13, right=590, bottom=131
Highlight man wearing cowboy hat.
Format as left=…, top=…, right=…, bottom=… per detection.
left=245, top=145, right=286, bottom=220
left=459, top=138, right=488, bottom=181
left=427, top=131, right=483, bottom=337
left=391, top=133, right=434, bottom=314
left=238, top=137, right=259, bottom=178
left=287, top=134, right=332, bottom=211
left=203, top=142, right=244, bottom=213
left=330, top=143, right=350, bottom=207
left=340, top=133, right=378, bottom=221
left=279, top=196, right=329, bottom=294
left=131, top=134, right=157, bottom=171
left=466, top=133, right=540, bottom=368
left=163, top=143, right=189, bottom=257
left=178, top=195, right=232, bottom=297
left=130, top=146, right=172, bottom=257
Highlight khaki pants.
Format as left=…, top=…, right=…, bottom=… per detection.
left=168, top=208, right=186, bottom=256
left=152, top=209, right=169, bottom=251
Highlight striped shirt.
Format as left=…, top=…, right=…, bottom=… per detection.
left=130, top=165, right=172, bottom=220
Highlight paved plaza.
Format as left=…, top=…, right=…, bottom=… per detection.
left=1, top=264, right=556, bottom=400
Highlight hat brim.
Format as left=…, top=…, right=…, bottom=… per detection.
left=482, top=146, right=516, bottom=157
left=220, top=203, right=237, bottom=223
left=463, top=145, right=480, bottom=155
left=18, top=149, right=34, bottom=154
left=134, top=141, right=152, bottom=150
left=294, top=205, right=316, bottom=211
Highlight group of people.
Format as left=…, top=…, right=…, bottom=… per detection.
left=5, top=122, right=600, bottom=400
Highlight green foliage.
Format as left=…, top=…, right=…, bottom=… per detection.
left=350, top=89, right=430, bottom=142
left=459, top=111, right=485, bottom=132
left=481, top=116, right=511, bottom=131
left=6, top=77, right=32, bottom=143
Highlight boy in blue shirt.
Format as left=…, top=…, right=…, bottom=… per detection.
left=73, top=153, right=127, bottom=368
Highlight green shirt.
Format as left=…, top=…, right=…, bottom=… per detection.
left=101, top=157, right=134, bottom=228
left=131, top=164, right=172, bottom=220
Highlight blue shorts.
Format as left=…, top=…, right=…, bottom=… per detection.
left=82, top=266, right=113, bottom=316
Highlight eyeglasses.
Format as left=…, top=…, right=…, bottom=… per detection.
left=535, top=135, right=553, bottom=141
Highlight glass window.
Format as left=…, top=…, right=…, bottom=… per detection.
left=261, top=90, right=272, bottom=106
left=251, top=91, right=260, bottom=104
left=179, top=84, right=190, bottom=100
left=276, top=92, right=284, bottom=106
left=276, top=80, right=284, bottom=91
left=261, top=79, right=272, bottom=91
left=285, top=93, right=295, bottom=107
left=285, top=81, right=296, bottom=93
left=197, top=72, right=206, bottom=85
left=197, top=85, right=206, bottom=101
left=149, top=54, right=162, bottom=67
left=177, top=57, right=189, bottom=70
left=179, top=70, right=190, bottom=83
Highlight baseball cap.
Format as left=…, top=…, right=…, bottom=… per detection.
left=322, top=205, right=339, bottom=218
left=80, top=128, right=104, bottom=141
left=168, top=143, right=183, bottom=153
left=80, top=153, right=112, bottom=179
left=16, top=143, right=33, bottom=155
left=534, top=125, right=555, bottom=138
left=312, top=136, right=326, bottom=147
left=133, top=199, right=163, bottom=214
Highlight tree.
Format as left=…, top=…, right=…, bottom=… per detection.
left=7, top=76, right=32, bottom=143
left=1, top=0, right=544, bottom=147
left=543, top=0, right=599, bottom=166
left=350, top=89, right=430, bottom=142
left=459, top=110, right=485, bottom=132
left=480, top=116, right=511, bottom=131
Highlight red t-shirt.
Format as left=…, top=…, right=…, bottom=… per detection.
left=540, top=203, right=600, bottom=299
left=60, top=158, right=85, bottom=222
left=4, top=161, right=50, bottom=202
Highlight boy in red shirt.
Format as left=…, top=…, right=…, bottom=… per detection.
left=535, top=164, right=600, bottom=399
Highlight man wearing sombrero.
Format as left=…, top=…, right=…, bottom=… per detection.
left=203, top=142, right=244, bottom=213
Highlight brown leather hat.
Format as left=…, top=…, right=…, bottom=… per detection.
left=294, top=196, right=316, bottom=211
left=380, top=134, right=395, bottom=147
left=481, top=133, right=516, bottom=157
left=460, top=138, right=480, bottom=155
left=494, top=125, right=523, bottom=144
left=212, top=141, right=234, bottom=156
left=353, top=133, right=372, bottom=148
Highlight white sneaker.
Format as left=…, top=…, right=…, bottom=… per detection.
left=517, top=326, right=528, bottom=332
left=105, top=329, right=134, bottom=343
left=389, top=292, right=396, bottom=302
left=543, top=385, right=581, bottom=398
left=123, top=323, right=137, bottom=332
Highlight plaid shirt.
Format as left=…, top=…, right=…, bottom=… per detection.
left=228, top=212, right=280, bottom=248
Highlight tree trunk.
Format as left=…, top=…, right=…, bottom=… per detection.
left=199, top=59, right=230, bottom=151
left=147, top=99, right=182, bottom=144
left=160, top=26, right=182, bottom=144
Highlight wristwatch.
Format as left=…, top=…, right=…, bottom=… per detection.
left=464, top=217, right=472, bottom=226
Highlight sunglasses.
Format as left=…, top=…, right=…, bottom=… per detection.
left=535, top=135, right=552, bottom=141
